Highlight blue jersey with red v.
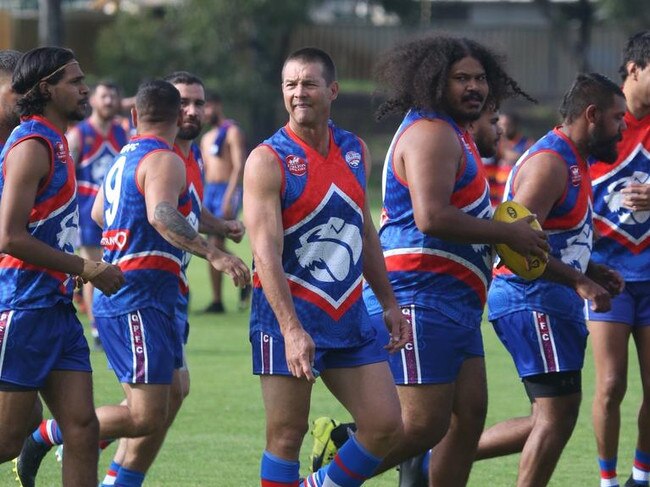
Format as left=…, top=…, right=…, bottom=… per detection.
left=590, top=111, right=650, bottom=281
left=174, top=142, right=204, bottom=323
left=69, top=119, right=127, bottom=201
left=249, top=121, right=375, bottom=349
left=0, top=115, right=79, bottom=308
left=364, top=109, right=493, bottom=327
left=93, top=135, right=191, bottom=318
left=490, top=127, right=594, bottom=321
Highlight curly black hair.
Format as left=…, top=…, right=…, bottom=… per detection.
left=375, top=35, right=535, bottom=121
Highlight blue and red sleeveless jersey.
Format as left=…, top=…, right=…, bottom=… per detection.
left=0, top=115, right=79, bottom=308
left=364, top=109, right=493, bottom=327
left=174, top=142, right=204, bottom=323
left=209, top=120, right=235, bottom=157
left=93, top=135, right=191, bottom=318
left=249, top=121, right=374, bottom=349
left=489, top=128, right=594, bottom=321
left=590, top=111, right=650, bottom=281
left=69, top=119, right=127, bottom=202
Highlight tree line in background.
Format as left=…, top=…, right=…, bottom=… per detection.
left=94, top=0, right=313, bottom=144
left=31, top=0, right=649, bottom=143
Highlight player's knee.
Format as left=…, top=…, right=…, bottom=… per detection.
left=130, top=407, right=168, bottom=436
left=59, top=413, right=99, bottom=446
left=268, top=421, right=309, bottom=456
left=365, top=414, right=403, bottom=447
left=598, top=375, right=627, bottom=405
left=403, top=413, right=450, bottom=450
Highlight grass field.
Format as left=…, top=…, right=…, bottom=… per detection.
left=0, top=229, right=645, bottom=486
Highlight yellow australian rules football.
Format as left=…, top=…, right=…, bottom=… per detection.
left=493, top=200, right=548, bottom=280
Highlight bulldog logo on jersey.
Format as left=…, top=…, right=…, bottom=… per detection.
left=592, top=145, right=650, bottom=253
left=295, top=216, right=362, bottom=283
left=284, top=185, right=364, bottom=319
left=56, top=208, right=79, bottom=254
left=604, top=170, right=650, bottom=225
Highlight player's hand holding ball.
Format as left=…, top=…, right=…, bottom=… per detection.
left=493, top=201, right=549, bottom=280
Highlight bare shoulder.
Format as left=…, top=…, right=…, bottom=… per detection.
left=398, top=118, right=461, bottom=158
left=244, top=145, right=282, bottom=190
left=518, top=150, right=568, bottom=181
left=139, top=149, right=185, bottom=181
left=5, top=137, right=51, bottom=171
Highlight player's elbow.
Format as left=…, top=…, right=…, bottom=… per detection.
left=91, top=207, right=103, bottom=227
left=414, top=212, right=445, bottom=237
left=0, top=227, right=19, bottom=255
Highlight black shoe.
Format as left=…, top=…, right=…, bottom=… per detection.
left=13, top=436, right=52, bottom=487
left=398, top=453, right=427, bottom=487
left=203, top=302, right=225, bottom=314
left=238, top=285, right=252, bottom=311
left=624, top=475, right=646, bottom=487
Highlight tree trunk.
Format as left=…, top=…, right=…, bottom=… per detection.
left=38, top=0, right=64, bottom=46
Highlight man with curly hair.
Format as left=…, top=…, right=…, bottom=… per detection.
left=358, top=35, right=548, bottom=486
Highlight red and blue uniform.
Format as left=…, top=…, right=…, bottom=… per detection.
left=364, top=110, right=493, bottom=324
left=94, top=135, right=190, bottom=384
left=588, top=110, right=650, bottom=325
left=0, top=116, right=90, bottom=388
left=489, top=128, right=593, bottom=377
left=250, top=121, right=386, bottom=376
left=174, top=142, right=204, bottom=344
left=68, top=119, right=127, bottom=246
left=363, top=109, right=492, bottom=384
left=0, top=116, right=79, bottom=308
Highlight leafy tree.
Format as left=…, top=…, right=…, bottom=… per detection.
left=598, top=0, right=650, bottom=36
left=96, top=0, right=312, bottom=143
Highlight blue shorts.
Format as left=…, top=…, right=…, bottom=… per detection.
left=96, top=308, right=183, bottom=384
left=203, top=182, right=242, bottom=218
left=492, top=310, right=588, bottom=378
left=78, top=197, right=102, bottom=247
left=250, top=331, right=388, bottom=376
left=586, top=281, right=650, bottom=326
left=0, top=303, right=91, bottom=389
left=374, top=305, right=484, bottom=385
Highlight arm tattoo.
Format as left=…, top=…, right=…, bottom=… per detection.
left=153, top=201, right=210, bottom=258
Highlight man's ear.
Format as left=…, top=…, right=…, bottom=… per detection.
left=39, top=81, right=51, bottom=100
left=585, top=104, right=599, bottom=125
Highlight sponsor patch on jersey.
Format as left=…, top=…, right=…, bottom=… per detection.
left=286, top=155, right=307, bottom=176
left=569, top=165, right=581, bottom=186
left=345, top=151, right=361, bottom=168
left=54, top=141, right=68, bottom=162
left=101, top=229, right=131, bottom=250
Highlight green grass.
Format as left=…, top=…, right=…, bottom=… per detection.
left=0, top=230, right=644, bottom=486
